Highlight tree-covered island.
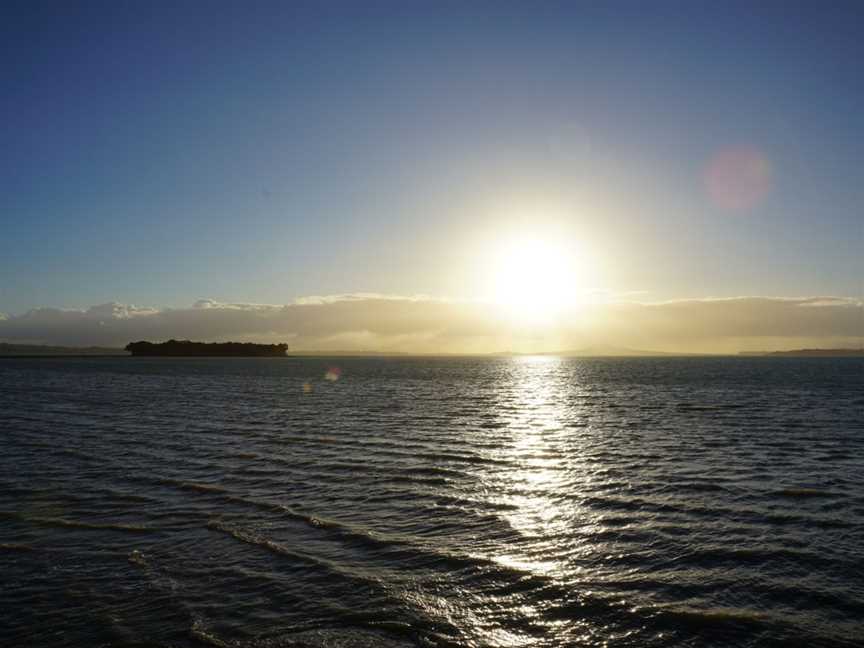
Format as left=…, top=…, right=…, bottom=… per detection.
left=125, top=340, right=289, bottom=357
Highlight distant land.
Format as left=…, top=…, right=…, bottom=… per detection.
left=295, top=345, right=711, bottom=357
left=3, top=343, right=862, bottom=359
left=0, top=344, right=698, bottom=358
left=0, top=343, right=126, bottom=357
left=126, top=340, right=289, bottom=357
left=739, top=349, right=864, bottom=357
left=523, top=345, right=713, bottom=357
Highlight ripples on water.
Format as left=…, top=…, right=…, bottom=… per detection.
left=1, top=356, right=862, bottom=647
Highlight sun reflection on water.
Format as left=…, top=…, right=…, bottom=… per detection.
left=484, top=356, right=584, bottom=578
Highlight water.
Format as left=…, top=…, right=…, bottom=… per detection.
left=1, top=356, right=862, bottom=647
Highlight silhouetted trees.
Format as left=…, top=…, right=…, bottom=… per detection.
left=125, top=340, right=288, bottom=357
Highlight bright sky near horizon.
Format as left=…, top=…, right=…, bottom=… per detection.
left=1, top=1, right=862, bottom=351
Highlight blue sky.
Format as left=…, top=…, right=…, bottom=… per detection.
left=2, top=0, right=862, bottom=316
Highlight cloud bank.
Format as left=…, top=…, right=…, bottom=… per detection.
left=0, top=295, right=861, bottom=354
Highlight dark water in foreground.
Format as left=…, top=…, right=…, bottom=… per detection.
left=1, top=356, right=862, bottom=647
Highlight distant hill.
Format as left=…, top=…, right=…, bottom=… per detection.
left=558, top=345, right=701, bottom=357
left=0, top=343, right=127, bottom=356
left=740, top=348, right=864, bottom=357
left=494, top=345, right=711, bottom=357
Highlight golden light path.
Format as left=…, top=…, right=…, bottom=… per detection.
left=472, top=356, right=602, bottom=646
left=493, top=356, right=574, bottom=575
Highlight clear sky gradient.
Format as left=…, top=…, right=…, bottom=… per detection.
left=2, top=1, right=862, bottom=322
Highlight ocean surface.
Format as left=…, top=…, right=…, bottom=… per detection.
left=1, top=356, right=862, bottom=648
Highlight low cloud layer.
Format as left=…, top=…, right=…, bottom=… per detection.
left=0, top=295, right=861, bottom=354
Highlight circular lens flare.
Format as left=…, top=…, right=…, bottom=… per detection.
left=705, top=146, right=773, bottom=212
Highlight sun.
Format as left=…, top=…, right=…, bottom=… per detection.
left=488, top=235, right=585, bottom=321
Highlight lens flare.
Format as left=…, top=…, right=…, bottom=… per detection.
left=705, top=146, right=773, bottom=212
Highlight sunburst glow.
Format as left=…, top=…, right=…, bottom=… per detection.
left=488, top=235, right=588, bottom=321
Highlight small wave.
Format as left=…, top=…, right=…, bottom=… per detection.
left=206, top=520, right=398, bottom=592
left=0, top=542, right=36, bottom=552
left=219, top=497, right=426, bottom=557
left=160, top=479, right=231, bottom=494
left=104, top=487, right=159, bottom=503
left=775, top=488, right=836, bottom=499
left=673, top=481, right=729, bottom=493
left=381, top=474, right=450, bottom=487
left=182, top=482, right=231, bottom=494
left=543, top=590, right=632, bottom=623
left=428, top=493, right=520, bottom=512
left=394, top=465, right=468, bottom=480
left=33, top=515, right=154, bottom=533
left=650, top=605, right=773, bottom=631
left=677, top=544, right=835, bottom=570
left=416, top=451, right=512, bottom=466
left=208, top=505, right=527, bottom=582
left=190, top=619, right=414, bottom=647
left=207, top=519, right=306, bottom=559
left=0, top=511, right=154, bottom=533
left=189, top=619, right=232, bottom=648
